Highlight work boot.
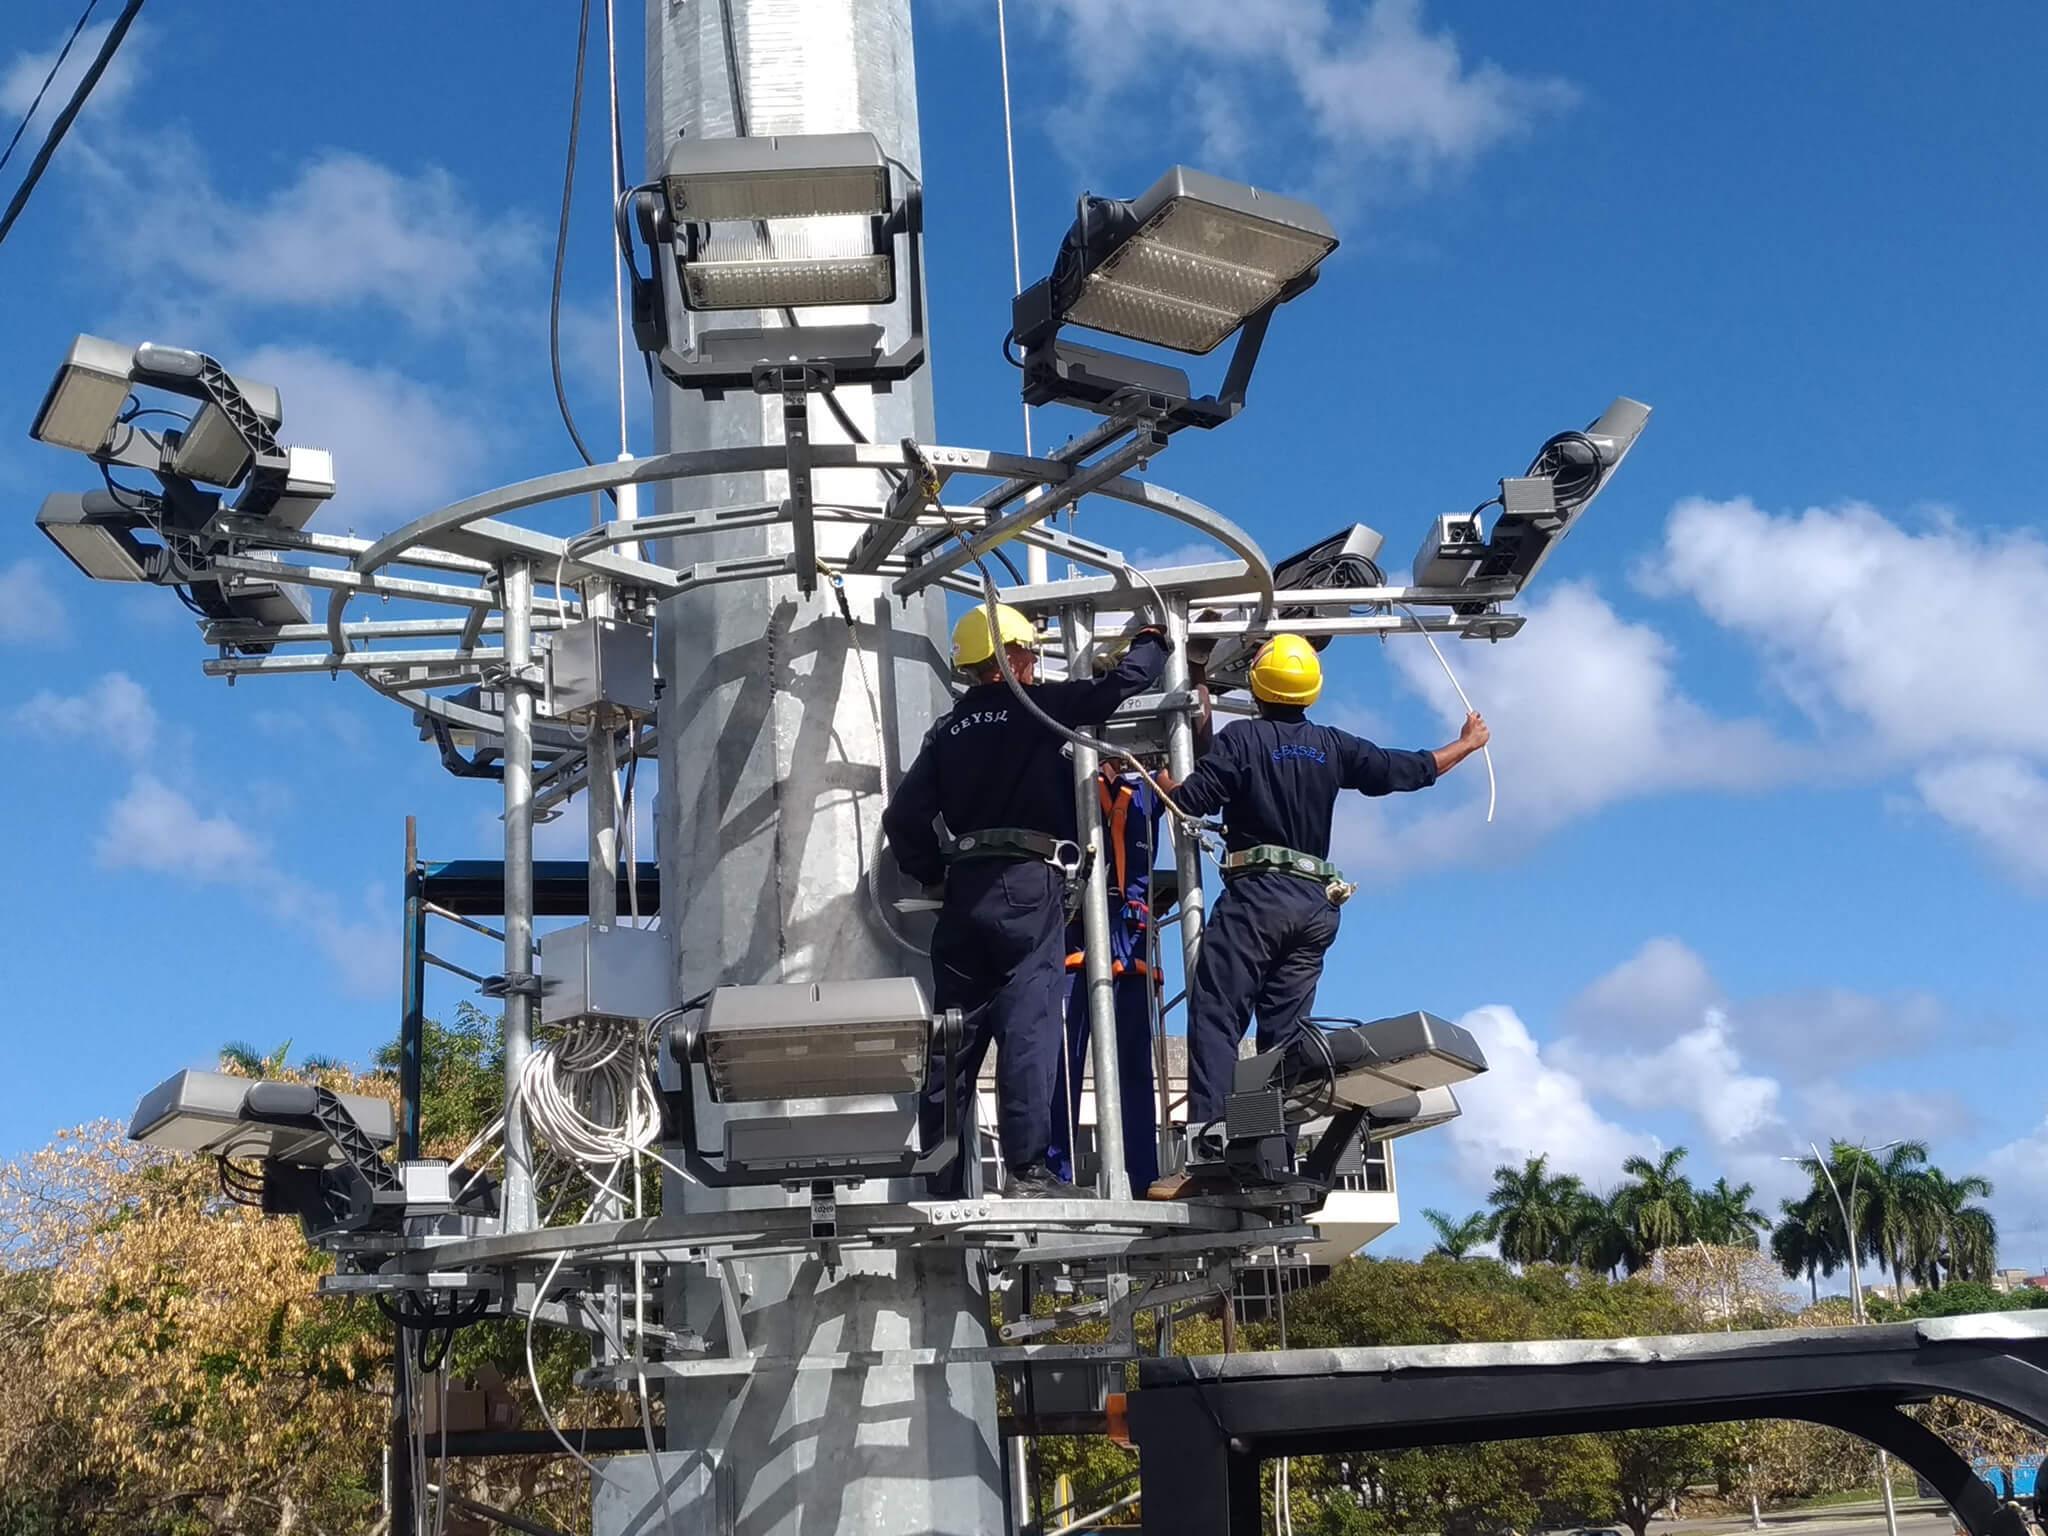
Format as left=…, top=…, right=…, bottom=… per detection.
left=1146, top=1170, right=1234, bottom=1202
left=1002, top=1162, right=1071, bottom=1200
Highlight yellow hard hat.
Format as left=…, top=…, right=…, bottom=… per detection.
left=951, top=602, right=1036, bottom=669
left=1248, top=633, right=1322, bottom=705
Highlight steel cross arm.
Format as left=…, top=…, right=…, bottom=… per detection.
left=212, top=554, right=497, bottom=609
left=211, top=516, right=495, bottom=576
left=204, top=648, right=504, bottom=679
left=203, top=615, right=572, bottom=645
left=891, top=431, right=1165, bottom=598
left=1186, top=611, right=1524, bottom=640
left=1197, top=581, right=1521, bottom=610
left=1000, top=555, right=1277, bottom=621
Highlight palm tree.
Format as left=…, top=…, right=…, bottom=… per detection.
left=1771, top=1191, right=1840, bottom=1303
left=1569, top=1188, right=1644, bottom=1278
left=1486, top=1155, right=1587, bottom=1267
left=219, top=1039, right=294, bottom=1078
left=1797, top=1140, right=1937, bottom=1297
left=1917, top=1169, right=1998, bottom=1288
left=1614, top=1147, right=1697, bottom=1258
left=1421, top=1209, right=1492, bottom=1260
left=1694, top=1177, right=1770, bottom=1249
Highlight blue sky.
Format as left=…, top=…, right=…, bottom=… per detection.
left=3, top=1, right=2045, bottom=1277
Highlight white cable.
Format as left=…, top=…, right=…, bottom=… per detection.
left=1394, top=602, right=1496, bottom=824
left=604, top=0, right=630, bottom=459
left=518, top=1022, right=665, bottom=1168
left=994, top=0, right=1031, bottom=459
left=527, top=1246, right=621, bottom=1489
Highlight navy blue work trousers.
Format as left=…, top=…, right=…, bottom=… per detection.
left=924, top=858, right=1066, bottom=1192
left=1186, top=873, right=1341, bottom=1125
left=1049, top=969, right=1160, bottom=1191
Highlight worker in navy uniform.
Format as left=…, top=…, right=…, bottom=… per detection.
left=884, top=602, right=1171, bottom=1199
left=1047, top=760, right=1164, bottom=1194
left=1146, top=632, right=1487, bottom=1200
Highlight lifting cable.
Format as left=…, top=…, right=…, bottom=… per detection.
left=0, top=0, right=145, bottom=251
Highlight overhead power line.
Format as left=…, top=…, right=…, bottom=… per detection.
left=0, top=0, right=102, bottom=178
left=0, top=0, right=145, bottom=253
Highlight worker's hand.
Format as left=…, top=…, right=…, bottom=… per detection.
left=1459, top=710, right=1490, bottom=750
left=1153, top=768, right=1179, bottom=794
left=1131, top=623, right=1174, bottom=654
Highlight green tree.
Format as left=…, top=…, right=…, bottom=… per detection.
left=1915, top=1169, right=1997, bottom=1288
left=1606, top=1425, right=1724, bottom=1536
left=1798, top=1141, right=1933, bottom=1295
left=1694, top=1177, right=1769, bottom=1249
left=1485, top=1156, right=1587, bottom=1267
left=1613, top=1147, right=1697, bottom=1258
left=1770, top=1191, right=1840, bottom=1303
left=1421, top=1209, right=1492, bottom=1260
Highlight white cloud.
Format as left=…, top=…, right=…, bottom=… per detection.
left=1562, top=935, right=1949, bottom=1072
left=236, top=345, right=492, bottom=528
left=1443, top=1004, right=1651, bottom=1187
left=87, top=773, right=387, bottom=996
left=1912, top=757, right=2048, bottom=888
left=1652, top=499, right=2048, bottom=758
left=0, top=19, right=142, bottom=132
left=1028, top=0, right=1574, bottom=183
left=1338, top=581, right=1797, bottom=868
left=1652, top=497, right=2048, bottom=885
left=14, top=672, right=158, bottom=757
left=0, top=560, right=68, bottom=644
left=1553, top=1009, right=1783, bottom=1149
left=98, top=773, right=265, bottom=881
left=112, top=148, right=535, bottom=333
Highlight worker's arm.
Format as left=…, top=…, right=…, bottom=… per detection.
left=881, top=736, right=946, bottom=886
left=1337, top=712, right=1486, bottom=793
left=1166, top=722, right=1245, bottom=819
left=1036, top=629, right=1173, bottom=729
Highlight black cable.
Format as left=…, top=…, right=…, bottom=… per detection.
left=0, top=0, right=143, bottom=252
left=1527, top=430, right=1604, bottom=511
left=549, top=0, right=615, bottom=502
left=0, top=0, right=101, bottom=178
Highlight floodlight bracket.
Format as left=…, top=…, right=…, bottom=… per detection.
left=131, top=346, right=287, bottom=501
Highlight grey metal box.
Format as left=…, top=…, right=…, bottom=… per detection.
left=1411, top=510, right=1486, bottom=587
left=539, top=922, right=671, bottom=1027
left=546, top=618, right=656, bottom=723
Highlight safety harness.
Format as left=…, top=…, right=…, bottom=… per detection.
left=1065, top=765, right=1158, bottom=980
left=1219, top=844, right=1357, bottom=907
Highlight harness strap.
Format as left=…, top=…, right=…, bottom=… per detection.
left=1219, top=844, right=1343, bottom=884
left=945, top=826, right=1079, bottom=871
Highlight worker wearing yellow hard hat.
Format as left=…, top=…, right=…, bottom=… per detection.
left=1147, top=632, right=1489, bottom=1200
left=884, top=601, right=1174, bottom=1199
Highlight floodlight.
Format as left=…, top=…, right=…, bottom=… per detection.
left=30, top=334, right=134, bottom=453
left=663, top=132, right=896, bottom=312
left=1363, top=1086, right=1463, bottom=1143
left=238, top=444, right=335, bottom=530
left=1046, top=168, right=1337, bottom=355
left=1469, top=397, right=1654, bottom=592
left=1203, top=523, right=1386, bottom=692
left=35, top=492, right=154, bottom=582
left=1311, top=1012, right=1487, bottom=1111
left=172, top=380, right=283, bottom=488
left=129, top=1068, right=395, bottom=1166
left=1011, top=167, right=1335, bottom=427
left=632, top=133, right=927, bottom=394
left=688, top=978, right=933, bottom=1103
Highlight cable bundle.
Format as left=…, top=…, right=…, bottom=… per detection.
left=516, top=1020, right=664, bottom=1170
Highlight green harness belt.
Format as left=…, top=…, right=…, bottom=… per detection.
left=1219, top=844, right=1356, bottom=906
left=944, top=826, right=1082, bottom=872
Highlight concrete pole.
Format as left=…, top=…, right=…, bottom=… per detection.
left=1063, top=605, right=1129, bottom=1201
left=500, top=557, right=538, bottom=1234
left=599, top=3, right=1004, bottom=1530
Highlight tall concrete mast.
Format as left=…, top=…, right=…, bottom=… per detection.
left=603, top=2, right=1005, bottom=1530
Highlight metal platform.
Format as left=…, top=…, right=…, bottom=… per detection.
left=1127, top=1312, right=2048, bottom=1536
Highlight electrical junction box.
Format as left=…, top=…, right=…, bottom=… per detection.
left=1411, top=510, right=1487, bottom=588
left=546, top=617, right=656, bottom=723
left=539, top=921, right=671, bottom=1028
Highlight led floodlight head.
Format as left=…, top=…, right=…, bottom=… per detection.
left=36, top=492, right=154, bottom=582
left=691, top=977, right=934, bottom=1103
left=30, top=334, right=134, bottom=454
left=128, top=1068, right=395, bottom=1167
left=1049, top=167, right=1338, bottom=356
left=1314, top=1012, right=1488, bottom=1111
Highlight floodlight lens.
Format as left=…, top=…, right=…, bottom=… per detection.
left=1062, top=184, right=1338, bottom=354
left=703, top=1020, right=927, bottom=1102
left=172, top=403, right=256, bottom=487
left=34, top=364, right=131, bottom=453
left=36, top=494, right=149, bottom=582
left=684, top=222, right=894, bottom=310
left=670, top=165, right=890, bottom=223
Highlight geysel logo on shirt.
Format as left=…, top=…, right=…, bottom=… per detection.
left=947, top=708, right=1009, bottom=736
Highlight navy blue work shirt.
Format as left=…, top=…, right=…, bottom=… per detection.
left=1170, top=706, right=1437, bottom=859
left=884, top=634, right=1170, bottom=886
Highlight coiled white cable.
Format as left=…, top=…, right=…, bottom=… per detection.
left=518, top=1022, right=665, bottom=1166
